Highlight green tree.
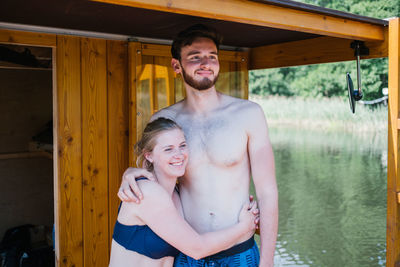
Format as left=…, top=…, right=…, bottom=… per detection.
left=249, top=0, right=397, bottom=100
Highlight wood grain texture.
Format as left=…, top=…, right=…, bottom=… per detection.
left=128, top=42, right=141, bottom=166
left=141, top=42, right=247, bottom=62
left=136, top=55, right=154, bottom=138
left=154, top=56, right=175, bottom=108
left=216, top=60, right=230, bottom=95
left=94, top=0, right=385, bottom=41
left=0, top=29, right=56, bottom=47
left=55, top=35, right=83, bottom=267
left=81, top=37, right=109, bottom=267
left=106, top=40, right=129, bottom=248
left=387, top=17, right=400, bottom=267
left=250, top=33, right=388, bottom=70
left=240, top=52, right=249, bottom=100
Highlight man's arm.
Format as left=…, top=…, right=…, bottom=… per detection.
left=118, top=107, right=177, bottom=203
left=247, top=103, right=278, bottom=267
left=118, top=167, right=155, bottom=203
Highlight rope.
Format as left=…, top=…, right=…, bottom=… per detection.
left=359, top=96, right=388, bottom=105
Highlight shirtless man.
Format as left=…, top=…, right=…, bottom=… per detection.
left=118, top=24, right=278, bottom=267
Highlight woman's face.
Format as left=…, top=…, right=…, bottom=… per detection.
left=146, top=128, right=188, bottom=178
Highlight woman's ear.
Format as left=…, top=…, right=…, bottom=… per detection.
left=171, top=58, right=181, bottom=74
left=144, top=152, right=153, bottom=163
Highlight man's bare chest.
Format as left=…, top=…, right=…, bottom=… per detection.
left=178, top=117, right=248, bottom=167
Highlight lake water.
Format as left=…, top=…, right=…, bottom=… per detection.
left=260, top=128, right=387, bottom=267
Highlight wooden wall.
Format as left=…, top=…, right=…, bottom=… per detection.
left=55, top=36, right=129, bottom=266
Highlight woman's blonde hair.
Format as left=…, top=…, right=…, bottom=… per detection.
left=134, top=117, right=182, bottom=172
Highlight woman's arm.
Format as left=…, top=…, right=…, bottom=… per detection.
left=135, top=181, right=258, bottom=260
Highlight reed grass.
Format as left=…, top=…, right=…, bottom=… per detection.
left=250, top=95, right=387, bottom=134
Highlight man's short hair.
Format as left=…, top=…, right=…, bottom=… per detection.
left=171, top=24, right=222, bottom=60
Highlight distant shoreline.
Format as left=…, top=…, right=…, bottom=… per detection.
left=250, top=95, right=387, bottom=134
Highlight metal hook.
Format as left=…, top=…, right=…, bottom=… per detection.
left=351, top=41, right=369, bottom=100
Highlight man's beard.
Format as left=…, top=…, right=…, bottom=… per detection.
left=181, top=66, right=219, bottom=91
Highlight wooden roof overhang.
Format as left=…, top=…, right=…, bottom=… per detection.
left=0, top=0, right=388, bottom=69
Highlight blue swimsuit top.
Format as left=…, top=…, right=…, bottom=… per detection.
left=112, top=177, right=180, bottom=259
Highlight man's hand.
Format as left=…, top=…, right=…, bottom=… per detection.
left=249, top=195, right=260, bottom=230
left=117, top=167, right=155, bottom=203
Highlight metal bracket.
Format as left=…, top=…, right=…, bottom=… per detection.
left=350, top=41, right=369, bottom=101
left=350, top=41, right=369, bottom=57
left=346, top=41, right=370, bottom=113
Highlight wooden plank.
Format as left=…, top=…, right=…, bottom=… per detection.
left=141, top=43, right=171, bottom=57
left=0, top=29, right=56, bottom=47
left=81, top=37, right=109, bottom=267
left=250, top=33, right=388, bottom=70
left=219, top=50, right=248, bottom=63
left=135, top=55, right=154, bottom=140
left=141, top=42, right=247, bottom=62
left=0, top=151, right=52, bottom=160
left=216, top=60, right=230, bottom=95
left=150, top=57, right=156, bottom=113
left=128, top=42, right=141, bottom=166
left=229, top=61, right=238, bottom=97
left=240, top=52, right=249, bottom=99
left=106, top=40, right=129, bottom=248
left=387, top=17, right=400, bottom=267
left=174, top=74, right=186, bottom=102
left=94, top=0, right=385, bottom=41
left=55, top=35, right=83, bottom=267
left=166, top=58, right=176, bottom=106
left=154, top=56, right=170, bottom=109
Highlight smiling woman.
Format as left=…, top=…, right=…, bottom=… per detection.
left=109, top=117, right=259, bottom=267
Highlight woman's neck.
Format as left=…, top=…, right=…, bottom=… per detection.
left=153, top=170, right=178, bottom=197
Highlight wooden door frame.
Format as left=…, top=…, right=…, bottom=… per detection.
left=0, top=29, right=59, bottom=262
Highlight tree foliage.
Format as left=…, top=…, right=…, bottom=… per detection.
left=249, top=0, right=398, bottom=100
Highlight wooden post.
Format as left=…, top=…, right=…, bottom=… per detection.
left=387, top=17, right=400, bottom=267
left=107, top=40, right=129, bottom=249
left=128, top=42, right=141, bottom=166
left=81, top=37, right=109, bottom=266
left=56, top=35, right=83, bottom=267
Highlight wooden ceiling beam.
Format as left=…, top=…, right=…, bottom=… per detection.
left=0, top=29, right=56, bottom=47
left=93, top=0, right=385, bottom=41
left=249, top=29, right=388, bottom=69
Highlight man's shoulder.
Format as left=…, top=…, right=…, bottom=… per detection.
left=221, top=94, right=262, bottom=114
left=151, top=100, right=185, bottom=121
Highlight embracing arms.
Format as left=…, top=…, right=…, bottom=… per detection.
left=121, top=181, right=258, bottom=260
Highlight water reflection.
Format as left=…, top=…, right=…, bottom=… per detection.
left=269, top=128, right=387, bottom=267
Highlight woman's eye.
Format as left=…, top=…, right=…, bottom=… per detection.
left=164, top=148, right=172, bottom=152
left=180, top=144, right=187, bottom=148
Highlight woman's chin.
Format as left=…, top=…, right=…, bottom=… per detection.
left=169, top=168, right=186, bottom=178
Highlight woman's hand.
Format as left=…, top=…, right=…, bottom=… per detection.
left=238, top=195, right=260, bottom=234
left=117, top=167, right=155, bottom=203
